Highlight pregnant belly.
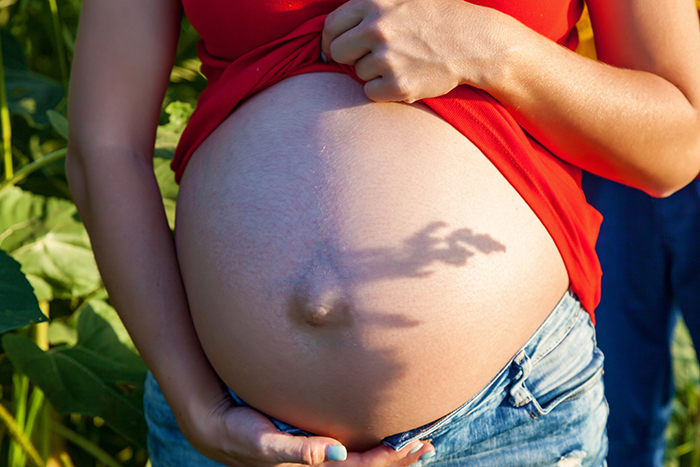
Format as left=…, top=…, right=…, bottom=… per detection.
left=175, top=73, right=569, bottom=450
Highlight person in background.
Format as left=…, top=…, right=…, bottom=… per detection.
left=579, top=6, right=700, bottom=465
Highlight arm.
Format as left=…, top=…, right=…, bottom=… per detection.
left=321, top=0, right=700, bottom=197
left=66, top=0, right=244, bottom=460
left=66, top=2, right=428, bottom=465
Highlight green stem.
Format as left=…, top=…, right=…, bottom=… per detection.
left=47, top=0, right=68, bottom=91
left=0, top=148, right=66, bottom=192
left=24, top=388, right=44, bottom=444
left=0, top=31, right=13, bottom=181
left=33, top=302, right=51, bottom=464
left=692, top=408, right=700, bottom=467
left=39, top=403, right=50, bottom=462
left=59, top=452, right=75, bottom=467
left=50, top=422, right=122, bottom=467
left=10, top=373, right=29, bottom=467
left=0, top=403, right=46, bottom=467
left=16, top=387, right=45, bottom=467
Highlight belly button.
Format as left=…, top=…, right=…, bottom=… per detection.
left=291, top=285, right=352, bottom=328
left=289, top=241, right=353, bottom=329
left=305, top=303, right=331, bottom=326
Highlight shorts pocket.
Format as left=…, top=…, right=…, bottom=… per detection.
left=526, top=346, right=604, bottom=417
left=509, top=313, right=606, bottom=419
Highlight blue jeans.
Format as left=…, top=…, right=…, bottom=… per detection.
left=581, top=174, right=700, bottom=467
left=145, top=291, right=608, bottom=466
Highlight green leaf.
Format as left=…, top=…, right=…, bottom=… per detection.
left=0, top=250, right=46, bottom=334
left=48, top=321, right=78, bottom=347
left=5, top=69, right=64, bottom=128
left=77, top=299, right=138, bottom=353
left=161, top=101, right=194, bottom=134
left=3, top=306, right=148, bottom=447
left=25, top=275, right=53, bottom=303
left=154, top=101, right=194, bottom=158
left=162, top=198, right=177, bottom=231
left=47, top=110, right=69, bottom=140
left=153, top=157, right=179, bottom=229
left=154, top=157, right=178, bottom=201
left=0, top=186, right=75, bottom=252
left=1, top=30, right=29, bottom=72
left=0, top=187, right=101, bottom=300
left=13, top=222, right=101, bottom=300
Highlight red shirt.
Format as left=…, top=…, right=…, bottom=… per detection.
left=172, top=0, right=603, bottom=319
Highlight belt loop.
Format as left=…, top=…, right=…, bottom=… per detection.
left=508, top=350, right=533, bottom=407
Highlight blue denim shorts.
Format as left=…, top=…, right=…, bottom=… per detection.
left=145, top=290, right=608, bottom=466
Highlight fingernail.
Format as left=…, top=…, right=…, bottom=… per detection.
left=408, top=461, right=423, bottom=467
left=409, top=443, right=424, bottom=454
left=326, top=445, right=347, bottom=461
left=320, top=51, right=328, bottom=63
left=420, top=450, right=436, bottom=461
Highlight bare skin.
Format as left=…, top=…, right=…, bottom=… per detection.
left=322, top=0, right=700, bottom=195
left=66, top=0, right=700, bottom=465
left=175, top=72, right=568, bottom=450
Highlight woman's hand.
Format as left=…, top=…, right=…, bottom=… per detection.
left=182, top=392, right=434, bottom=467
left=321, top=0, right=508, bottom=103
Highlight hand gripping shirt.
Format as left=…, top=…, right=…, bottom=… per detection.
left=171, top=0, right=604, bottom=319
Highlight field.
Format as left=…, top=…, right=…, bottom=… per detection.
left=0, top=1, right=698, bottom=466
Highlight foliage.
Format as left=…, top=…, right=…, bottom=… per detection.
left=0, top=250, right=45, bottom=334
left=0, top=1, right=696, bottom=467
left=665, top=318, right=700, bottom=467
left=0, top=0, right=202, bottom=465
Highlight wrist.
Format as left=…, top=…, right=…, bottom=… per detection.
left=458, top=7, right=535, bottom=96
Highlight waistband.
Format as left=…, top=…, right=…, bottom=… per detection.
left=382, top=289, right=585, bottom=450
left=227, top=289, right=585, bottom=450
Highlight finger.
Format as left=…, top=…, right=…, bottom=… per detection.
left=390, top=442, right=435, bottom=467
left=322, top=0, right=365, bottom=62
left=262, top=431, right=347, bottom=465
left=353, top=51, right=384, bottom=82
left=364, top=73, right=411, bottom=103
left=329, top=31, right=373, bottom=66
left=349, top=440, right=431, bottom=467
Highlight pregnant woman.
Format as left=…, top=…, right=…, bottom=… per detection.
left=66, top=0, right=700, bottom=466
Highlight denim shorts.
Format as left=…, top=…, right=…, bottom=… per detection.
left=145, top=290, right=608, bottom=466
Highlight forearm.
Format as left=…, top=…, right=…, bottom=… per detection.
left=323, top=0, right=700, bottom=195
left=66, top=144, right=226, bottom=425
left=472, top=9, right=700, bottom=197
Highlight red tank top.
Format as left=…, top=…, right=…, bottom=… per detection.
left=172, top=0, right=604, bottom=319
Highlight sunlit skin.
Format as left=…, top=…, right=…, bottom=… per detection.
left=175, top=71, right=568, bottom=450
left=65, top=0, right=700, bottom=465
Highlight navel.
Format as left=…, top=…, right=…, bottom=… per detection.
left=289, top=241, right=353, bottom=329
left=299, top=287, right=345, bottom=327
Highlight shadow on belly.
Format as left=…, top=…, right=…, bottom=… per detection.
left=287, top=220, right=507, bottom=328
left=174, top=72, right=566, bottom=447
left=187, top=221, right=511, bottom=448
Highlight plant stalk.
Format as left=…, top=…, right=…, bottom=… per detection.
left=0, top=148, right=66, bottom=192
left=47, top=0, right=68, bottom=91
left=0, top=402, right=46, bottom=467
left=16, top=388, right=46, bottom=467
left=10, top=373, right=29, bottom=467
left=50, top=422, right=122, bottom=467
left=59, top=452, right=74, bottom=467
left=15, top=302, right=52, bottom=466
left=37, top=301, right=51, bottom=463
left=0, top=30, right=13, bottom=181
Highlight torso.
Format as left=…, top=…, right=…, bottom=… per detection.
left=175, top=73, right=569, bottom=450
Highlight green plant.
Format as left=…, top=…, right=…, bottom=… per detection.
left=665, top=318, right=700, bottom=467
left=0, top=1, right=201, bottom=465
left=0, top=1, right=697, bottom=466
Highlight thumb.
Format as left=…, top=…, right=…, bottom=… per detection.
left=263, top=432, right=347, bottom=465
